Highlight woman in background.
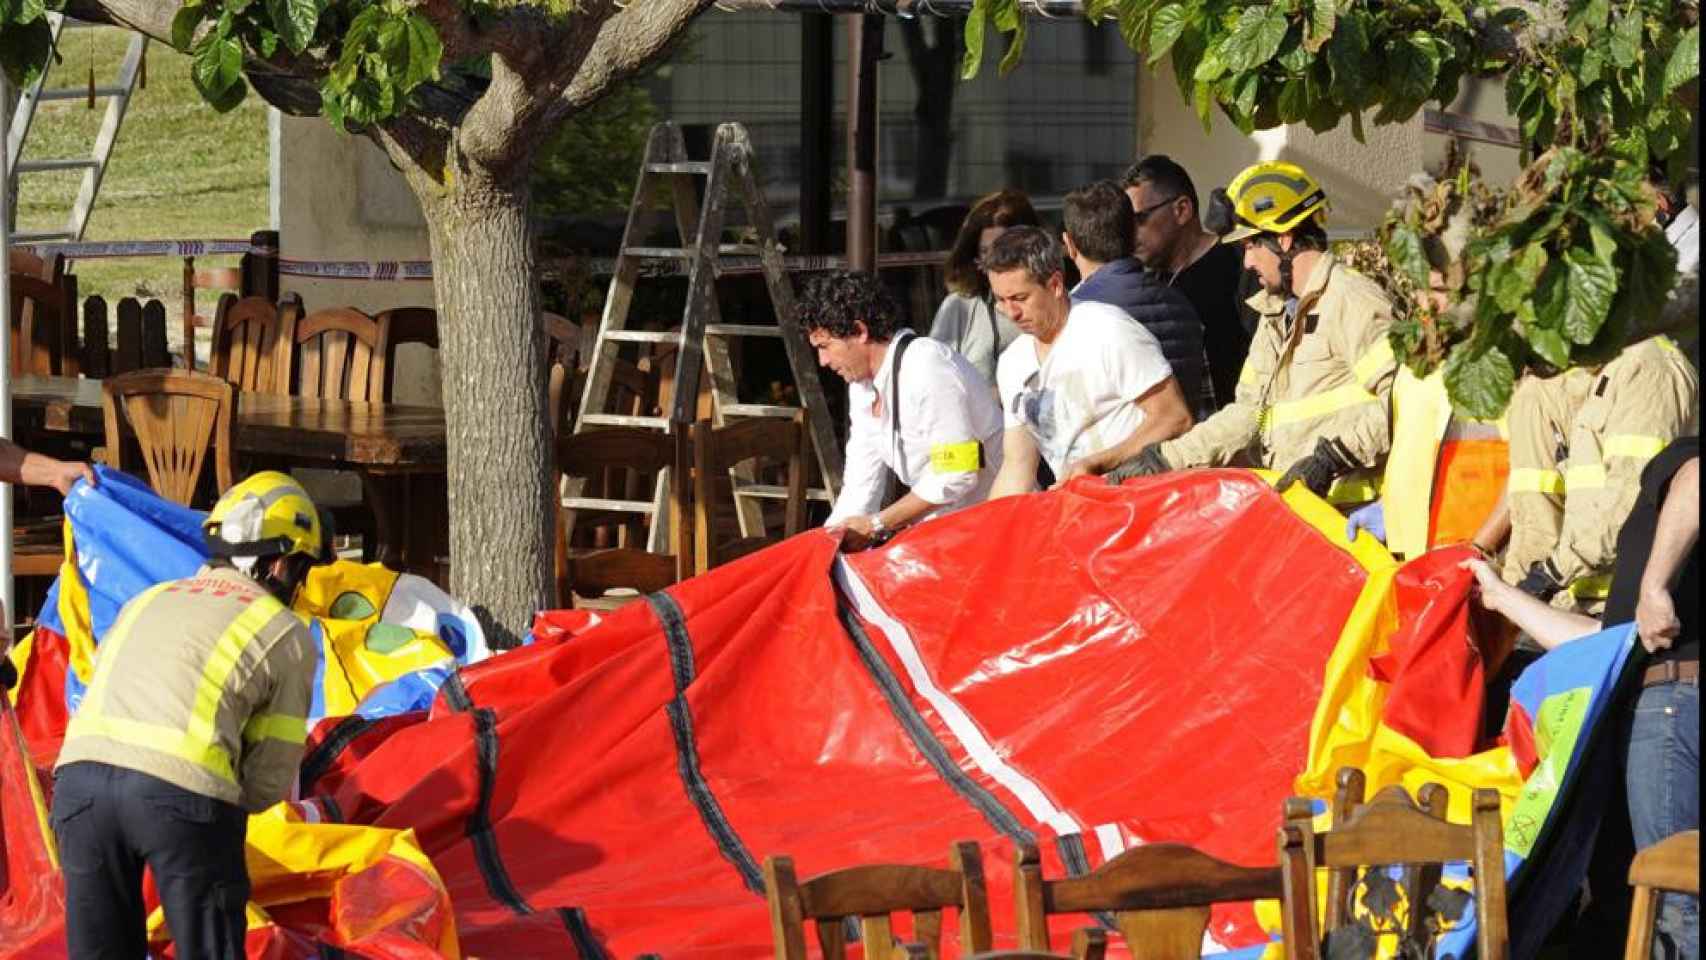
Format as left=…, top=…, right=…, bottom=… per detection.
left=929, top=189, right=1041, bottom=385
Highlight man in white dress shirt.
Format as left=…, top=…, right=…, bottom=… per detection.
left=804, top=271, right=1006, bottom=551
left=984, top=226, right=1194, bottom=497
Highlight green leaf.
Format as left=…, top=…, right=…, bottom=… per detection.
left=1147, top=4, right=1189, bottom=63
left=1170, top=21, right=1207, bottom=94
left=961, top=0, right=987, bottom=80
left=1221, top=2, right=1289, bottom=72
left=1502, top=244, right=1550, bottom=311
left=191, top=34, right=243, bottom=100
left=171, top=2, right=204, bottom=51
left=1586, top=219, right=1618, bottom=264
left=0, top=17, right=52, bottom=88
left=1304, top=0, right=1335, bottom=53
left=202, top=73, right=247, bottom=113
left=1567, top=0, right=1610, bottom=32
left=403, top=13, right=443, bottom=88
left=1559, top=248, right=1619, bottom=344
left=1609, top=9, right=1642, bottom=68
left=1193, top=79, right=1215, bottom=131
left=1444, top=339, right=1517, bottom=420
left=1193, top=46, right=1227, bottom=82
left=1580, top=46, right=1604, bottom=88
left=991, top=0, right=1019, bottom=31
left=1233, top=71, right=1260, bottom=125
left=1386, top=225, right=1431, bottom=288
left=16, top=0, right=41, bottom=22
left=998, top=14, right=1028, bottom=75
left=257, top=28, right=278, bottom=58
left=1664, top=26, right=1699, bottom=94
left=1523, top=314, right=1572, bottom=369
left=1326, top=11, right=1369, bottom=103
left=1277, top=78, right=1309, bottom=121
left=264, top=0, right=319, bottom=54
left=1436, top=0, right=1467, bottom=29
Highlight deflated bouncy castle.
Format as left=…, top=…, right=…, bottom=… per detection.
left=1, top=467, right=1635, bottom=957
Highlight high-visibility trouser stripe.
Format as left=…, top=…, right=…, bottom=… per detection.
left=1570, top=573, right=1613, bottom=601
left=184, top=600, right=285, bottom=773
left=1566, top=464, right=1608, bottom=492
left=70, top=714, right=236, bottom=783
left=1508, top=468, right=1565, bottom=496
left=243, top=711, right=308, bottom=746
left=1353, top=339, right=1395, bottom=385
left=1603, top=434, right=1668, bottom=460
left=1268, top=382, right=1379, bottom=427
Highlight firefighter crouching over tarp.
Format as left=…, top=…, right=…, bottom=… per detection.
left=50, top=472, right=326, bottom=958
left=1107, top=160, right=1400, bottom=510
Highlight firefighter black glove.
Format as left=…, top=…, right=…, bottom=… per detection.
left=1276, top=437, right=1360, bottom=497
left=1105, top=444, right=1171, bottom=484
left=1517, top=559, right=1567, bottom=602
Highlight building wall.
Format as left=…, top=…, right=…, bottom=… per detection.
left=270, top=111, right=441, bottom=406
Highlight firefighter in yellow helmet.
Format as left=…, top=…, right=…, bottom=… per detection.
left=52, top=472, right=329, bottom=960
left=1107, top=160, right=1398, bottom=506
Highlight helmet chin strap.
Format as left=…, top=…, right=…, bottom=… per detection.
left=1259, top=234, right=1298, bottom=296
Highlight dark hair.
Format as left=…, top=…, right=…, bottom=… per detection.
left=945, top=188, right=1042, bottom=296
left=1062, top=180, right=1135, bottom=265
left=1288, top=219, right=1330, bottom=252
left=977, top=225, right=1064, bottom=287
left=1120, top=154, right=1200, bottom=217
left=798, top=270, right=905, bottom=341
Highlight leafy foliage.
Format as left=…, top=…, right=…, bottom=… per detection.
left=962, top=0, right=1701, bottom=417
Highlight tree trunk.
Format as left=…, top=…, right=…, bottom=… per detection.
left=422, top=170, right=554, bottom=648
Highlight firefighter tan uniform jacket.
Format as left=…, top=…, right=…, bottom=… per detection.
left=1501, top=367, right=1596, bottom=586
left=56, top=565, right=317, bottom=813
left=1158, top=252, right=1398, bottom=505
left=1505, top=336, right=1698, bottom=607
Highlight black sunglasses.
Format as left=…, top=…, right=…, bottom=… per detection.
left=1132, top=195, right=1181, bottom=226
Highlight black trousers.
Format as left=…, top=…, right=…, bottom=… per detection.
left=51, top=761, right=250, bottom=960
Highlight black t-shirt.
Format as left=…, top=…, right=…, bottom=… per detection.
left=1166, top=243, right=1257, bottom=410
left=1602, top=436, right=1699, bottom=667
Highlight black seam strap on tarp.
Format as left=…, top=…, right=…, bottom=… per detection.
left=466, top=705, right=534, bottom=916
left=298, top=715, right=380, bottom=796
left=559, top=907, right=609, bottom=960
left=832, top=594, right=1037, bottom=848
left=441, top=669, right=474, bottom=713
left=646, top=591, right=768, bottom=895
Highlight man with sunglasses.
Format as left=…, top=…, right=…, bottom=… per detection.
left=1108, top=160, right=1398, bottom=512
left=1121, top=155, right=1257, bottom=412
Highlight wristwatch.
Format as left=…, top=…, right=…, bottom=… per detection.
left=867, top=513, right=893, bottom=544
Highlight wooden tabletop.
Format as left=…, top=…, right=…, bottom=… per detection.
left=12, top=375, right=447, bottom=469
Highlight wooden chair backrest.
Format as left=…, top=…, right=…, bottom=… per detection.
left=546, top=311, right=581, bottom=432
left=1279, top=769, right=1508, bottom=960
left=692, top=412, right=807, bottom=575
left=555, top=426, right=690, bottom=603
left=764, top=842, right=994, bottom=960
left=292, top=305, right=391, bottom=402
left=1624, top=830, right=1699, bottom=960
left=8, top=249, right=63, bottom=284
left=100, top=369, right=235, bottom=507
left=210, top=293, right=298, bottom=394
left=1013, top=839, right=1282, bottom=959
left=378, top=306, right=439, bottom=403
left=9, top=273, right=70, bottom=376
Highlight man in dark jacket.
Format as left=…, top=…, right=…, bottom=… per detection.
left=1061, top=180, right=1207, bottom=414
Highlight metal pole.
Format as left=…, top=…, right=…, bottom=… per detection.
left=799, top=13, right=835, bottom=255
left=0, top=76, right=15, bottom=628
left=845, top=13, right=883, bottom=273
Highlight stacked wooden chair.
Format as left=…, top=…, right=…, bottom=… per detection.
left=1625, top=830, right=1699, bottom=960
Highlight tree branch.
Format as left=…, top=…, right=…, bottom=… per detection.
left=555, top=0, right=715, bottom=117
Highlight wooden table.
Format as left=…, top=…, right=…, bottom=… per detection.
left=12, top=374, right=449, bottom=576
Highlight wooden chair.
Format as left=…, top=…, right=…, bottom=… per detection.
left=764, top=841, right=994, bottom=960
left=692, top=412, right=807, bottom=574
left=100, top=369, right=236, bottom=507
left=290, top=305, right=391, bottom=401
left=555, top=426, right=690, bottom=608
left=546, top=311, right=582, bottom=432
left=378, top=306, right=439, bottom=403
left=209, top=293, right=299, bottom=394
left=8, top=248, right=63, bottom=283
left=1013, top=839, right=1281, bottom=959
left=1624, top=830, right=1699, bottom=960
left=183, top=258, right=245, bottom=368
left=1279, top=769, right=1508, bottom=960
left=8, top=272, right=77, bottom=376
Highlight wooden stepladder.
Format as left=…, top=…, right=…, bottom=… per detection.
left=568, top=122, right=843, bottom=553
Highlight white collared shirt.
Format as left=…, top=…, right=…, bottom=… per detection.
left=825, top=333, right=1006, bottom=526
left=996, top=300, right=1173, bottom=476
left=1666, top=204, right=1699, bottom=276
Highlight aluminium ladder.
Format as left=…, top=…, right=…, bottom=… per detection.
left=569, top=121, right=843, bottom=553
left=6, top=15, right=148, bottom=243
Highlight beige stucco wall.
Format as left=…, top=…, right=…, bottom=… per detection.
left=1138, top=72, right=1521, bottom=236
left=270, top=110, right=441, bottom=407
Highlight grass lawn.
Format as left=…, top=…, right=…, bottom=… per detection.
left=13, top=28, right=269, bottom=345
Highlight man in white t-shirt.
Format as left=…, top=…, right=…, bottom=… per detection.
left=983, top=226, right=1194, bottom=497
left=804, top=271, right=1006, bottom=550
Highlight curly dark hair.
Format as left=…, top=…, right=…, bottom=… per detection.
left=798, top=270, right=906, bottom=342
left=944, top=188, right=1042, bottom=297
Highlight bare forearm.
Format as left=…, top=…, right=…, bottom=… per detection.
left=1483, top=576, right=1601, bottom=649
left=876, top=492, right=938, bottom=533
left=0, top=441, right=25, bottom=486
left=1472, top=493, right=1510, bottom=555
left=1640, top=458, right=1700, bottom=597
